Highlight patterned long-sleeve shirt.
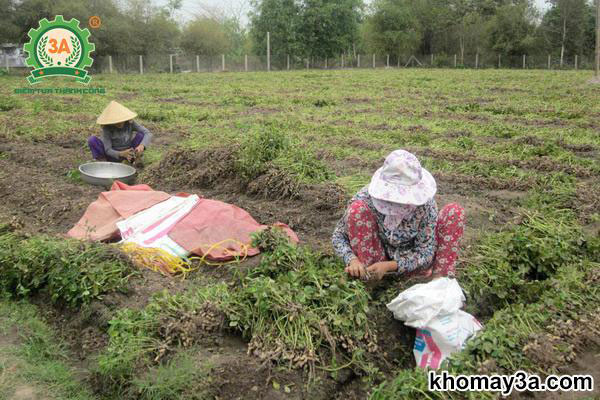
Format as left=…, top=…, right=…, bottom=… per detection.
left=331, top=186, right=438, bottom=274
left=101, top=120, right=152, bottom=159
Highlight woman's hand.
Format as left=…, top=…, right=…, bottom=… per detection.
left=366, top=261, right=397, bottom=281
left=135, top=144, right=145, bottom=154
left=345, top=258, right=367, bottom=279
left=119, top=148, right=134, bottom=161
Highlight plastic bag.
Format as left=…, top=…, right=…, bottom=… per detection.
left=386, top=277, right=482, bottom=369
left=116, top=195, right=200, bottom=258
left=386, top=277, right=465, bottom=328
left=414, top=310, right=482, bottom=369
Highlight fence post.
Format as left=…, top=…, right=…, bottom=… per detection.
left=196, top=55, right=200, bottom=72
left=244, top=54, right=248, bottom=72
left=548, top=54, right=551, bottom=69
left=139, top=55, right=143, bottom=74
left=498, top=54, right=501, bottom=69
left=431, top=53, right=434, bottom=66
left=266, top=31, right=270, bottom=71
left=596, top=0, right=600, bottom=78
left=306, top=58, right=309, bottom=70
left=169, top=54, right=173, bottom=73
left=325, top=57, right=328, bottom=69
left=575, top=55, right=578, bottom=70
left=372, top=54, right=375, bottom=68
left=522, top=54, right=526, bottom=69
left=341, top=54, right=344, bottom=69
left=357, top=54, right=361, bottom=68
left=222, top=54, right=225, bottom=71
left=386, top=54, right=389, bottom=68
left=108, top=55, right=113, bottom=73
left=475, top=53, right=479, bottom=69
left=454, top=54, right=457, bottom=68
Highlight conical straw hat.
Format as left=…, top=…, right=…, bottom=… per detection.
left=96, top=101, right=137, bottom=125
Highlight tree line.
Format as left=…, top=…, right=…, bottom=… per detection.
left=0, top=0, right=597, bottom=65
left=0, top=0, right=247, bottom=58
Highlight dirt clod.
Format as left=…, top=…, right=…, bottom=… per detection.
left=142, top=146, right=239, bottom=190
left=247, top=167, right=302, bottom=200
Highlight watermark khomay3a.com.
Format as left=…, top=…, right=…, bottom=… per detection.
left=429, top=370, right=594, bottom=397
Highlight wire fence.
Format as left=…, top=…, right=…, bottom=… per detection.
left=3, top=51, right=597, bottom=74
left=88, top=52, right=598, bottom=74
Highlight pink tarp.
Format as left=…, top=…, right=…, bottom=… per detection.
left=68, top=181, right=298, bottom=261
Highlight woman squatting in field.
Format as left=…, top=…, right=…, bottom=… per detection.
left=332, top=150, right=465, bottom=281
left=88, top=100, right=153, bottom=163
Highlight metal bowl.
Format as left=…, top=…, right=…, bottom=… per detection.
left=79, top=162, right=137, bottom=186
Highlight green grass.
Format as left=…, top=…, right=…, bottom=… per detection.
left=459, top=210, right=590, bottom=311
left=94, top=230, right=378, bottom=392
left=142, top=147, right=163, bottom=165
left=93, top=285, right=226, bottom=395
left=0, top=227, right=135, bottom=306
left=130, top=351, right=213, bottom=400
left=0, top=298, right=96, bottom=400
left=236, top=124, right=332, bottom=183
left=1, top=70, right=597, bottom=211
left=2, top=70, right=598, bottom=172
left=226, top=229, right=378, bottom=377
left=1, top=69, right=599, bottom=398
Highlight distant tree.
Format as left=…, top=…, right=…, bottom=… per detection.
left=2, top=0, right=595, bottom=65
left=145, top=13, right=180, bottom=54
left=181, top=18, right=231, bottom=56
left=540, top=0, right=590, bottom=65
left=250, top=0, right=362, bottom=59
left=488, top=3, right=537, bottom=56
left=122, top=0, right=180, bottom=55
left=249, top=0, right=302, bottom=58
left=5, top=0, right=180, bottom=56
left=366, top=0, right=421, bottom=58
left=470, top=0, right=532, bottom=17
left=409, top=0, right=454, bottom=55
left=407, top=0, right=534, bottom=62
left=0, top=0, right=20, bottom=43
left=50, top=0, right=123, bottom=56
left=222, top=17, right=249, bottom=58
left=11, top=0, right=58, bottom=44
left=165, top=0, right=183, bottom=18
left=297, top=0, right=363, bottom=58
left=581, top=1, right=596, bottom=53
left=445, top=0, right=484, bottom=64
left=94, top=10, right=134, bottom=56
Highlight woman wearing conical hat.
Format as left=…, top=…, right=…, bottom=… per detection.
left=332, top=150, right=465, bottom=281
left=88, top=101, right=153, bottom=162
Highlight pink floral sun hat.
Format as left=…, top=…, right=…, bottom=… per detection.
left=368, top=149, right=436, bottom=206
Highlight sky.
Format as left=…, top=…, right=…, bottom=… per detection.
left=169, top=0, right=550, bottom=25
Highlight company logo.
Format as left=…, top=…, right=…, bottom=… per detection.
left=23, top=15, right=95, bottom=84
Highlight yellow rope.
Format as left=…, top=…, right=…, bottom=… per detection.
left=189, top=238, right=251, bottom=266
left=120, top=239, right=250, bottom=279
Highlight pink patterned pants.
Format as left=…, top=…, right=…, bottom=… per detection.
left=347, top=201, right=465, bottom=277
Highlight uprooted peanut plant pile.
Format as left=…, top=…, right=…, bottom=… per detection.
left=0, top=69, right=599, bottom=399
